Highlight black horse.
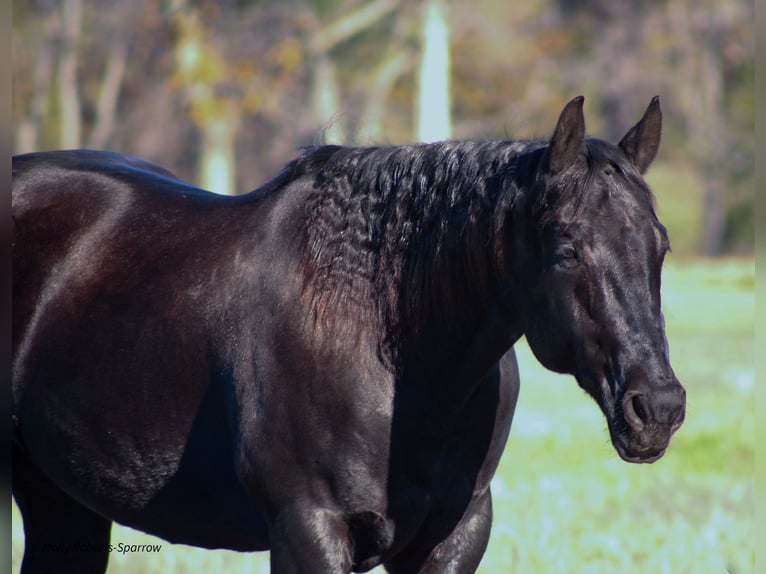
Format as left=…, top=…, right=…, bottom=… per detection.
left=12, top=96, right=685, bottom=573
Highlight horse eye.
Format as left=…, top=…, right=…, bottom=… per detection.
left=557, top=246, right=579, bottom=269
left=604, top=161, right=620, bottom=177
left=561, top=246, right=577, bottom=259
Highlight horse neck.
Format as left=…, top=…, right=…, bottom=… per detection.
left=373, top=141, right=538, bottom=374
left=298, top=140, right=539, bottom=373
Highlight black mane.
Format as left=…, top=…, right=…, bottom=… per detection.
left=292, top=140, right=542, bottom=343
left=287, top=135, right=665, bottom=356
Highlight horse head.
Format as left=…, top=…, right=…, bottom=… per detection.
left=514, top=96, right=685, bottom=463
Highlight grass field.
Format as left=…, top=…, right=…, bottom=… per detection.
left=11, top=258, right=755, bottom=573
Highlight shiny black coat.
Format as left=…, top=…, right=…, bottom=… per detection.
left=12, top=97, right=683, bottom=573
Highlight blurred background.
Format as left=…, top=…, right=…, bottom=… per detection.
left=12, top=0, right=754, bottom=257
left=12, top=1, right=754, bottom=572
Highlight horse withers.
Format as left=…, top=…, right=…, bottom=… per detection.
left=12, top=96, right=684, bottom=573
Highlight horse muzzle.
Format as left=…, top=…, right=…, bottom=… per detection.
left=611, top=381, right=686, bottom=464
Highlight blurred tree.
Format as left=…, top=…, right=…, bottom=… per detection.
left=170, top=0, right=241, bottom=195
left=13, top=0, right=166, bottom=155
left=449, top=0, right=578, bottom=138
left=551, top=0, right=753, bottom=255
left=59, top=0, right=83, bottom=148
left=304, top=0, right=399, bottom=143
left=14, top=2, right=56, bottom=154
left=357, top=24, right=411, bottom=142
left=665, top=0, right=753, bottom=255
left=85, top=16, right=128, bottom=149
left=11, top=0, right=753, bottom=254
left=416, top=0, right=451, bottom=142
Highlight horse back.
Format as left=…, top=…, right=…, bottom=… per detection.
left=11, top=150, right=319, bottom=547
left=13, top=151, right=215, bottom=357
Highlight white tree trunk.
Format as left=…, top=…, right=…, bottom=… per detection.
left=199, top=104, right=238, bottom=196
left=312, top=55, right=346, bottom=144
left=416, top=0, right=451, bottom=142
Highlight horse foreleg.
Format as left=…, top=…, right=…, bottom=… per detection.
left=269, top=503, right=353, bottom=574
left=385, top=489, right=493, bottom=574
left=13, top=445, right=113, bottom=574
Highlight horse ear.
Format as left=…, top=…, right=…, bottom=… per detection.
left=546, top=95, right=586, bottom=174
left=618, top=96, right=662, bottom=174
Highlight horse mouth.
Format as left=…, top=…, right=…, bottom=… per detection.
left=606, top=411, right=670, bottom=464
left=611, top=436, right=667, bottom=464
left=585, top=373, right=672, bottom=464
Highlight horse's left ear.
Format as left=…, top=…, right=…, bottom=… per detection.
left=618, top=96, right=662, bottom=174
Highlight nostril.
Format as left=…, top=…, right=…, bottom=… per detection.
left=670, top=401, right=685, bottom=432
left=664, top=384, right=686, bottom=431
left=632, top=395, right=647, bottom=422
left=623, top=392, right=646, bottom=433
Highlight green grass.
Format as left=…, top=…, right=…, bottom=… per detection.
left=12, top=258, right=755, bottom=573
left=644, top=162, right=703, bottom=257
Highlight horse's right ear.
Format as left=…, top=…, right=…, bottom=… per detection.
left=544, top=96, right=586, bottom=175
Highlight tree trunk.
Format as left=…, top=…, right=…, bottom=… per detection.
left=416, top=0, right=451, bottom=142
left=311, top=54, right=346, bottom=144
left=308, top=0, right=399, bottom=143
left=701, top=182, right=727, bottom=256
left=59, top=0, right=83, bottom=149
left=87, top=38, right=128, bottom=149
left=171, top=1, right=239, bottom=195
left=15, top=9, right=57, bottom=153
left=697, top=44, right=727, bottom=256
left=359, top=52, right=409, bottom=142
left=667, top=0, right=728, bottom=256
left=198, top=102, right=239, bottom=196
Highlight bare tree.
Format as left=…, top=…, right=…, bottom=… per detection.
left=11, top=0, right=752, bottom=252
left=170, top=0, right=240, bottom=195
left=59, top=0, right=83, bottom=149
left=359, top=50, right=411, bottom=142
left=416, top=0, right=451, bottom=142
left=668, top=0, right=732, bottom=255
left=306, top=0, right=400, bottom=143
left=14, top=5, right=56, bottom=154
left=86, top=35, right=128, bottom=149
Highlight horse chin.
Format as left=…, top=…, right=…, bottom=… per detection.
left=610, top=434, right=667, bottom=464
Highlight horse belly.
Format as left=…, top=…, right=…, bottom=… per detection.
left=17, top=402, right=271, bottom=551
left=116, top=456, right=271, bottom=551
left=14, top=340, right=271, bottom=551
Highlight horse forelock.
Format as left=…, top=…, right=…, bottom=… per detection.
left=295, top=140, right=536, bottom=349
left=533, top=138, right=664, bottom=240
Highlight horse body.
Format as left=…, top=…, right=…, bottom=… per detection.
left=12, top=97, right=685, bottom=573
left=12, top=151, right=283, bottom=547
left=12, top=149, right=519, bottom=572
